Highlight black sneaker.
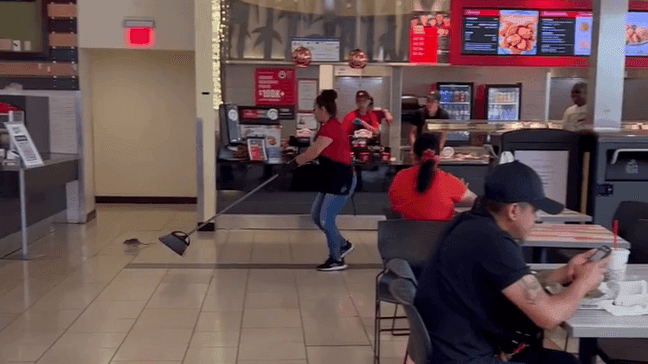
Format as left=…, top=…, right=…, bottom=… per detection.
left=340, top=241, right=355, bottom=258
left=317, top=257, right=348, bottom=271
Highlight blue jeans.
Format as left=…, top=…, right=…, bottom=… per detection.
left=311, top=175, right=357, bottom=261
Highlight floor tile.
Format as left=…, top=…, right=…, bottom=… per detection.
left=36, top=346, right=116, bottom=364
left=0, top=313, right=18, bottom=330
left=241, top=309, right=302, bottom=328
left=183, top=347, right=237, bottom=364
left=300, top=296, right=359, bottom=318
left=238, top=328, right=306, bottom=361
left=0, top=344, right=50, bottom=362
left=95, top=280, right=158, bottom=301
left=238, top=361, right=307, bottom=364
left=307, top=345, right=374, bottom=364
left=194, top=311, right=243, bottom=332
left=161, top=269, right=214, bottom=284
left=111, top=362, right=180, bottom=364
left=132, top=308, right=199, bottom=329
left=146, top=283, right=209, bottom=309
left=54, top=332, right=127, bottom=349
left=244, top=292, right=299, bottom=310
left=302, top=316, right=370, bottom=346
left=68, top=317, right=136, bottom=333
left=2, top=309, right=81, bottom=332
left=189, top=331, right=240, bottom=348
left=112, top=328, right=192, bottom=361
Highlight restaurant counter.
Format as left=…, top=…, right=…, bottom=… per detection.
left=0, top=153, right=79, bottom=257
left=217, top=148, right=492, bottom=215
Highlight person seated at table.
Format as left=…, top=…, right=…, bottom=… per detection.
left=415, top=160, right=610, bottom=364
left=388, top=133, right=477, bottom=220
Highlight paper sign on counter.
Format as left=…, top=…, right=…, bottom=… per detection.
left=4, top=122, right=43, bottom=168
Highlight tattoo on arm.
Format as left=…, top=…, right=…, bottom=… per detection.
left=521, top=275, right=542, bottom=305
left=533, top=270, right=553, bottom=286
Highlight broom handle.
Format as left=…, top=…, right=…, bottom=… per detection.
left=187, top=159, right=296, bottom=236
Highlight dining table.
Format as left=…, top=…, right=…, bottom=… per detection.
left=524, top=224, right=630, bottom=250
left=454, top=206, right=592, bottom=224
left=563, top=264, right=648, bottom=364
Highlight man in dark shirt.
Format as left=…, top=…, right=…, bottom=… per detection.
left=415, top=161, right=609, bottom=364
left=409, top=91, right=449, bottom=146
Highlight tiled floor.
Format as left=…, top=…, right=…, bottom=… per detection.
left=0, top=204, right=582, bottom=364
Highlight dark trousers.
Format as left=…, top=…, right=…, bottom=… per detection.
left=468, top=347, right=580, bottom=364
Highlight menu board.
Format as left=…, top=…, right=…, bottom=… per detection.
left=626, top=12, right=648, bottom=56
left=539, top=11, right=592, bottom=56
left=463, top=9, right=648, bottom=58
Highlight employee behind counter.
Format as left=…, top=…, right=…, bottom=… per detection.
left=409, top=91, right=449, bottom=147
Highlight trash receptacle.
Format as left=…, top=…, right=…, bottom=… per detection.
left=589, top=131, right=648, bottom=230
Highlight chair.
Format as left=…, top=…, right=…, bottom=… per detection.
left=596, top=339, right=648, bottom=364
left=613, top=201, right=648, bottom=263
left=374, top=220, right=449, bottom=364
left=389, top=278, right=432, bottom=364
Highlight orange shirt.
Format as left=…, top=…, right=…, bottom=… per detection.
left=388, top=166, right=467, bottom=221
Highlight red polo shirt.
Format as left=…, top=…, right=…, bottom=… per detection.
left=342, top=110, right=380, bottom=135
left=389, top=166, right=467, bottom=221
left=316, top=117, right=351, bottom=165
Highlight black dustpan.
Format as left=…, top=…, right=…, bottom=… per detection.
left=159, top=231, right=190, bottom=256
left=158, top=172, right=283, bottom=256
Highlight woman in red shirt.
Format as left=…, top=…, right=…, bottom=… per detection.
left=389, top=133, right=477, bottom=220
left=342, top=90, right=380, bottom=136
left=295, top=90, right=356, bottom=271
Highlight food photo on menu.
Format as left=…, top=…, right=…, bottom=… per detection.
left=626, top=12, right=648, bottom=56
left=498, top=10, right=538, bottom=55
left=573, top=14, right=593, bottom=56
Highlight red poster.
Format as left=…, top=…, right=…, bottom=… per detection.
left=255, top=68, right=296, bottom=106
left=410, top=25, right=438, bottom=63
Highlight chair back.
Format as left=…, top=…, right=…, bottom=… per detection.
left=389, top=278, right=432, bottom=364
left=378, top=220, right=449, bottom=268
left=613, top=201, right=648, bottom=263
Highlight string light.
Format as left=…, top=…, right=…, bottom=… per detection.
left=212, top=0, right=228, bottom=108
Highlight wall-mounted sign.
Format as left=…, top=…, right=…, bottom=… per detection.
left=291, top=37, right=341, bottom=62
left=239, top=106, right=295, bottom=124
left=410, top=12, right=450, bottom=63
left=255, top=68, right=296, bottom=106
left=297, top=79, right=318, bottom=112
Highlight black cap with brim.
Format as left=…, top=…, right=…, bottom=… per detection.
left=484, top=161, right=565, bottom=215
left=530, top=197, right=564, bottom=215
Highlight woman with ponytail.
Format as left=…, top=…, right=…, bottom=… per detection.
left=389, top=133, right=477, bottom=220
left=295, top=90, right=356, bottom=271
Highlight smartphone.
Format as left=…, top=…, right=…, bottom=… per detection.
left=588, top=246, right=612, bottom=262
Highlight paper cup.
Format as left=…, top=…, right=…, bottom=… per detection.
left=605, top=248, right=630, bottom=282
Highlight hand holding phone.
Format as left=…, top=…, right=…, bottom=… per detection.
left=588, top=246, right=612, bottom=262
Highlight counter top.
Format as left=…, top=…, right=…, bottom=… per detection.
left=1, top=153, right=79, bottom=171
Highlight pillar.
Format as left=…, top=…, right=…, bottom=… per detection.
left=195, top=0, right=216, bottom=225
left=588, top=0, right=628, bottom=131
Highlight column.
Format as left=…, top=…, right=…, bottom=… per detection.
left=588, top=0, right=628, bottom=131
left=195, top=0, right=216, bottom=226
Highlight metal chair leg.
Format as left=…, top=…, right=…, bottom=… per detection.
left=390, top=304, right=399, bottom=333
left=374, top=292, right=381, bottom=364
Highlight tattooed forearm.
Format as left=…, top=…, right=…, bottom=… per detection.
left=521, top=275, right=542, bottom=304
left=533, top=270, right=553, bottom=286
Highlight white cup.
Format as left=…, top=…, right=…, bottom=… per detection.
left=605, top=248, right=630, bottom=282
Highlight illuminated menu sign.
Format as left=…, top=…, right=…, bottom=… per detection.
left=462, top=10, right=648, bottom=57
